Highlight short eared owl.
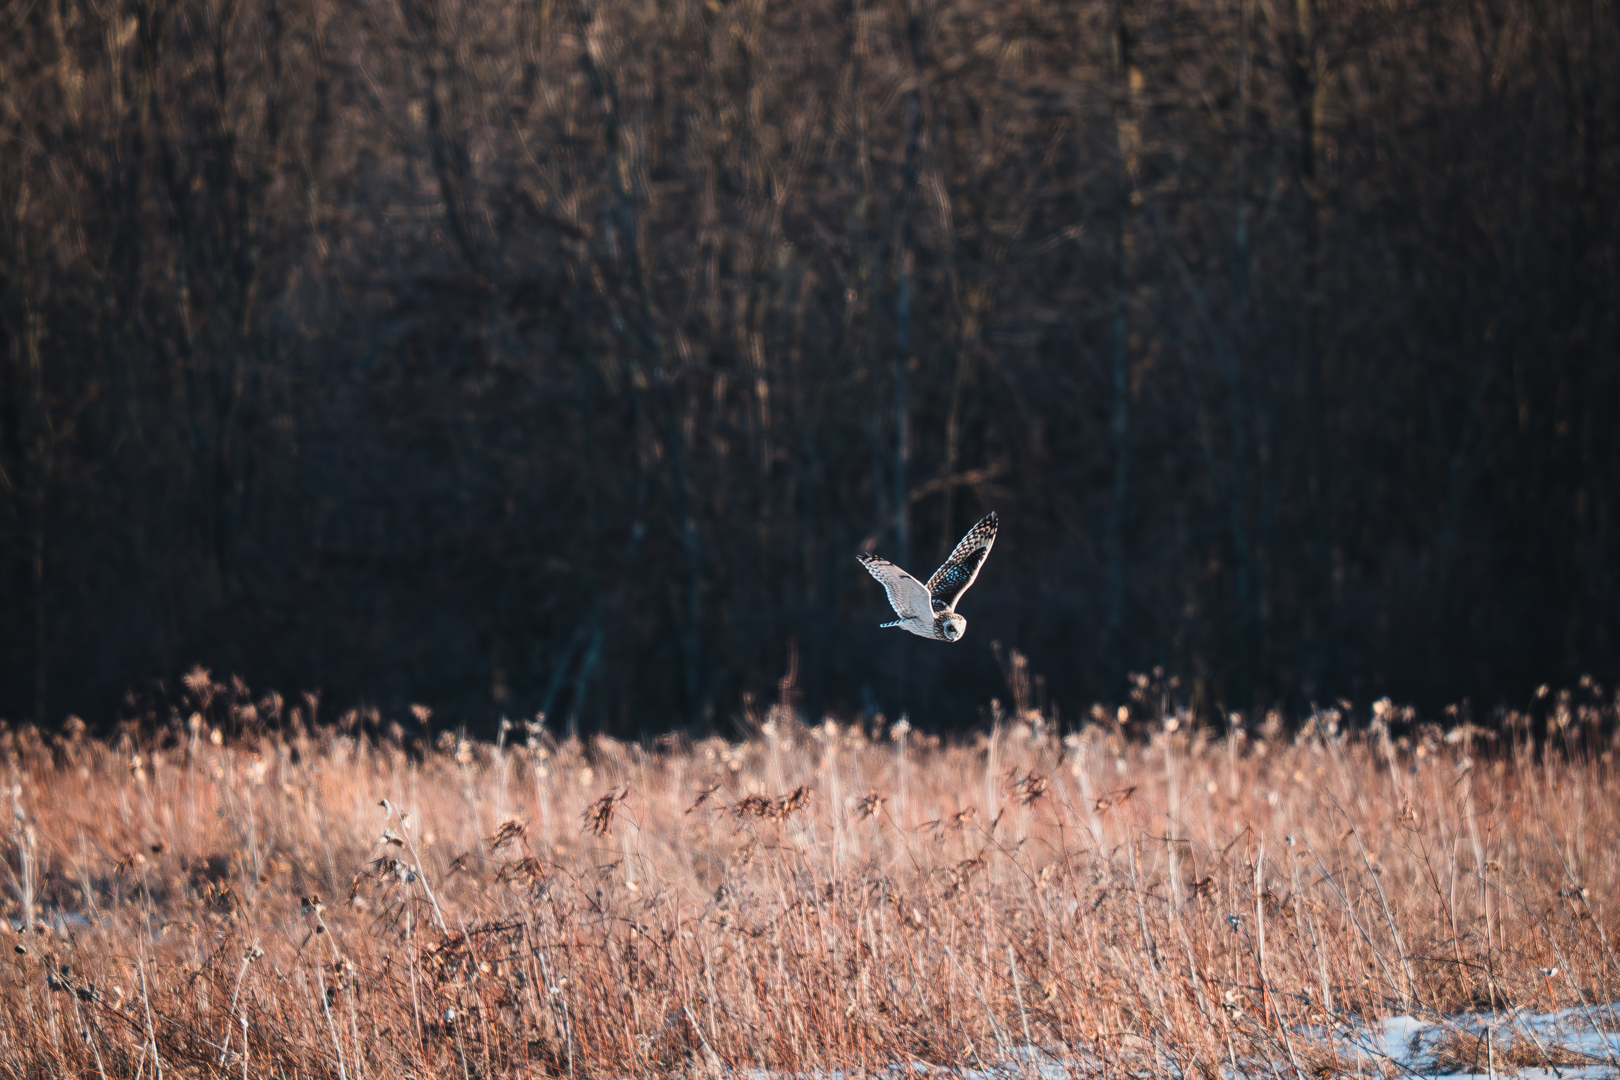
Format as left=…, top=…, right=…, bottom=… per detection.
left=857, top=512, right=998, bottom=642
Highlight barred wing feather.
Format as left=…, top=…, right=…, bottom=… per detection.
left=926, top=512, right=998, bottom=612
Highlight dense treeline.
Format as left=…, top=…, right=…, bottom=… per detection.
left=1, top=0, right=1615, bottom=733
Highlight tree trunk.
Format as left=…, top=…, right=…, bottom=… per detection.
left=1104, top=0, right=1143, bottom=684
left=1289, top=0, right=1331, bottom=691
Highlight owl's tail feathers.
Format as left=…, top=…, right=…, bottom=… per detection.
left=879, top=620, right=904, bottom=628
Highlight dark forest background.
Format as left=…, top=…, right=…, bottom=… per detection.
left=1, top=0, right=1616, bottom=735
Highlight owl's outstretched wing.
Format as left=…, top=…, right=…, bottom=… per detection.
left=857, top=551, right=934, bottom=622
left=926, top=511, right=998, bottom=612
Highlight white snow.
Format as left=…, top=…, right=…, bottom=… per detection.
left=730, top=1003, right=1620, bottom=1079
left=862, top=1004, right=1620, bottom=1079
left=1327, top=1002, right=1620, bottom=1079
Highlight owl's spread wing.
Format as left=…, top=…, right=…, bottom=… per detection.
left=926, top=511, right=998, bottom=611
left=857, top=551, right=935, bottom=622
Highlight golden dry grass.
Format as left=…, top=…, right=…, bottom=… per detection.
left=3, top=677, right=1619, bottom=1078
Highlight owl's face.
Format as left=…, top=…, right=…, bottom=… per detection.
left=940, top=613, right=966, bottom=641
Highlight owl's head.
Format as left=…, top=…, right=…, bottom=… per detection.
left=940, top=613, right=966, bottom=641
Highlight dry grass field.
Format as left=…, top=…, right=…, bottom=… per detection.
left=4, top=668, right=1620, bottom=1078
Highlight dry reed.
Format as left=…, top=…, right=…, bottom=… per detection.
left=3, top=672, right=1619, bottom=1078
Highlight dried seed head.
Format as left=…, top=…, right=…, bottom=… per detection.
left=583, top=788, right=629, bottom=837
left=777, top=786, right=811, bottom=817
left=732, top=793, right=772, bottom=818
left=1016, top=771, right=1048, bottom=804
left=485, top=818, right=528, bottom=850
left=854, top=791, right=887, bottom=820
left=685, top=785, right=720, bottom=815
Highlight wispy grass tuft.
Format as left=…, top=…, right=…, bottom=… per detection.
left=3, top=673, right=1619, bottom=1077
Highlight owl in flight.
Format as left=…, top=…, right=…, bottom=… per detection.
left=858, top=512, right=998, bottom=642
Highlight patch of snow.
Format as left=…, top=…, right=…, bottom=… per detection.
left=1332, top=1002, right=1620, bottom=1079
left=731, top=1004, right=1620, bottom=1080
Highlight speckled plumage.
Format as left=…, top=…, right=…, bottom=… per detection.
left=857, top=512, right=998, bottom=642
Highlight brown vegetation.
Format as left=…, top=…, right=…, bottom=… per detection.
left=1, top=0, right=1617, bottom=729
left=4, top=670, right=1620, bottom=1076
